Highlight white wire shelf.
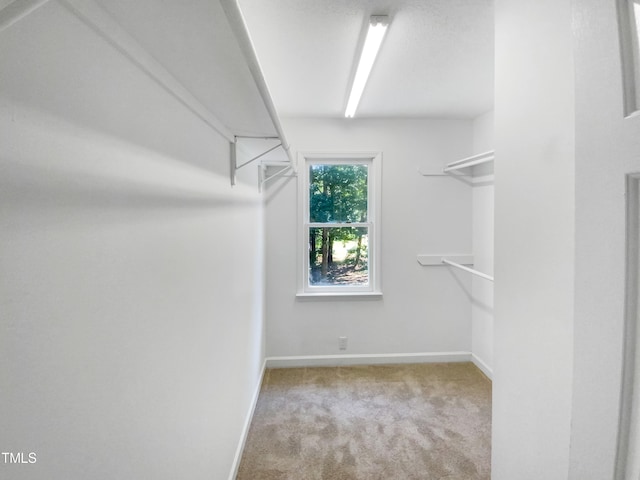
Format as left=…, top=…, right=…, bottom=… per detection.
left=417, top=255, right=494, bottom=282
left=443, top=150, right=494, bottom=173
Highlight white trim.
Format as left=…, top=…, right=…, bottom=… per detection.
left=295, top=291, right=382, bottom=300
left=471, top=353, right=493, bottom=380
left=227, top=359, right=267, bottom=480
left=615, top=172, right=640, bottom=480
left=57, top=0, right=235, bottom=143
left=619, top=0, right=640, bottom=117
left=265, top=352, right=472, bottom=369
left=0, top=0, right=50, bottom=33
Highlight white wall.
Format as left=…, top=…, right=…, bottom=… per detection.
left=493, top=0, right=575, bottom=478
left=0, top=3, right=264, bottom=479
left=569, top=0, right=640, bottom=477
left=471, top=110, right=494, bottom=377
left=264, top=117, right=475, bottom=361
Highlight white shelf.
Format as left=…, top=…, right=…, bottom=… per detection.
left=417, top=255, right=493, bottom=282
left=443, top=150, right=494, bottom=173
left=418, top=150, right=494, bottom=177
left=24, top=0, right=294, bottom=188
left=417, top=255, right=473, bottom=266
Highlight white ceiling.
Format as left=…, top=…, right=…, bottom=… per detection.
left=237, top=0, right=494, bottom=119
left=92, top=0, right=493, bottom=130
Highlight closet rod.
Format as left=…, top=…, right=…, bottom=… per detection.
left=442, top=258, right=494, bottom=282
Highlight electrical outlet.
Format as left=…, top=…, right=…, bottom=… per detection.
left=338, top=336, right=348, bottom=351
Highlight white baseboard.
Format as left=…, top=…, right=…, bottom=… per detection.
left=227, top=359, right=267, bottom=480
left=265, top=351, right=472, bottom=369
left=471, top=353, right=493, bottom=380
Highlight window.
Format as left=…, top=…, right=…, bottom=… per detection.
left=298, top=152, right=381, bottom=296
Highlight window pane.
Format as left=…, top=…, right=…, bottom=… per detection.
left=308, top=227, right=369, bottom=286
left=309, top=164, right=368, bottom=223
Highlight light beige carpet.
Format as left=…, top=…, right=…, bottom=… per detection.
left=237, top=362, right=491, bottom=480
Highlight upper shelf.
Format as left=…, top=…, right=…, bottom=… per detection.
left=419, top=150, right=494, bottom=177
left=0, top=0, right=294, bottom=163
left=220, top=0, right=292, bottom=157
left=443, top=150, right=494, bottom=173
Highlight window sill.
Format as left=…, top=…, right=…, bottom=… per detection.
left=296, top=291, right=383, bottom=300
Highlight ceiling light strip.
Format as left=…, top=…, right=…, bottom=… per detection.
left=345, top=15, right=389, bottom=118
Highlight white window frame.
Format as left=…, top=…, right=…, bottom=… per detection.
left=297, top=152, right=382, bottom=297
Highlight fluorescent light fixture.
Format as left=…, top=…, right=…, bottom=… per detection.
left=344, top=15, right=389, bottom=118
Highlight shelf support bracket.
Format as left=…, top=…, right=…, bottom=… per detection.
left=230, top=136, right=289, bottom=186
left=259, top=163, right=296, bottom=192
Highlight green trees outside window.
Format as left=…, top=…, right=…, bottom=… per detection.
left=308, top=164, right=369, bottom=286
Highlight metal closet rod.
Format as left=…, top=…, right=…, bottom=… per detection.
left=220, top=0, right=293, bottom=165
left=442, top=258, right=494, bottom=282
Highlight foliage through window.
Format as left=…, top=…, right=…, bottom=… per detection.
left=300, top=154, right=381, bottom=294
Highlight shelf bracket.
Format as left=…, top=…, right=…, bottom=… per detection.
left=258, top=162, right=297, bottom=192
left=230, top=136, right=286, bottom=186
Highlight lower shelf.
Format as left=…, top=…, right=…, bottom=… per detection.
left=417, top=254, right=473, bottom=266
